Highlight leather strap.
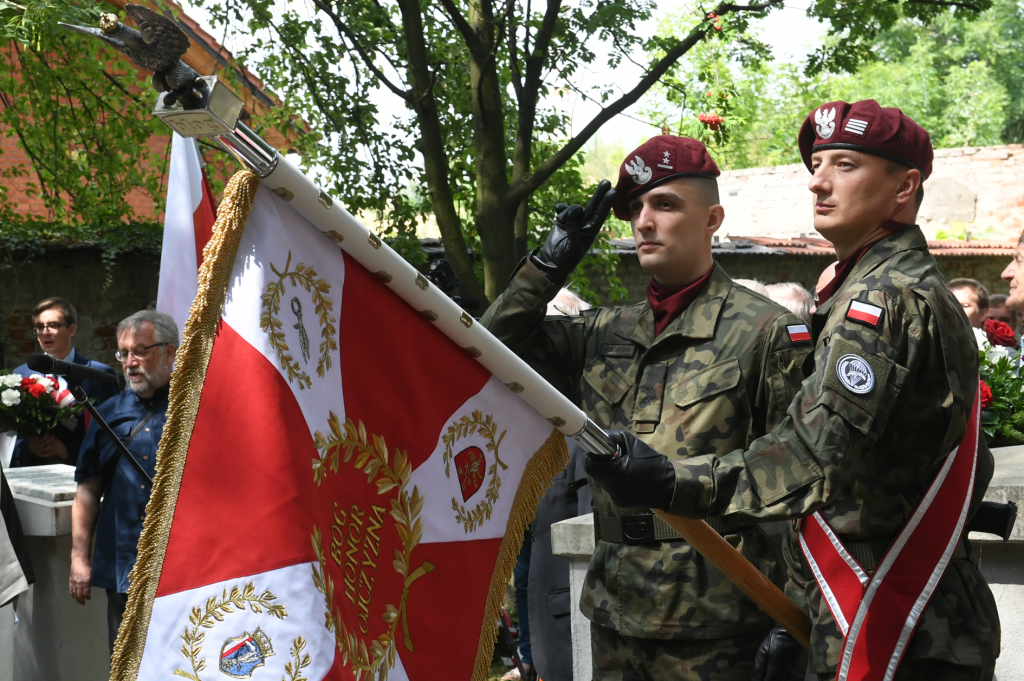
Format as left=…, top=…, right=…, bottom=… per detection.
left=595, top=512, right=730, bottom=545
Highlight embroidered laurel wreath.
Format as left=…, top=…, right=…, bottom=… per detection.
left=260, top=251, right=337, bottom=390
left=173, top=583, right=310, bottom=681
left=311, top=414, right=434, bottom=681
left=442, top=410, right=507, bottom=533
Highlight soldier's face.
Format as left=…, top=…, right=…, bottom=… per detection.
left=808, top=150, right=908, bottom=240
left=1001, top=245, right=1024, bottom=311
left=628, top=179, right=723, bottom=287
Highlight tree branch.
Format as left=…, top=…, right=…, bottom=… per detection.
left=309, top=0, right=412, bottom=101
left=437, top=0, right=483, bottom=55
left=508, top=0, right=783, bottom=205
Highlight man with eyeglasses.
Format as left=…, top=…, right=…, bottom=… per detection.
left=10, top=297, right=117, bottom=467
left=69, top=310, right=178, bottom=655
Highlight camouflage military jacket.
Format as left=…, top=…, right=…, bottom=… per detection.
left=482, top=260, right=812, bottom=640
left=664, top=227, right=1000, bottom=672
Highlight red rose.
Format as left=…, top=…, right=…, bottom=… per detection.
left=980, top=380, right=993, bottom=410
left=984, top=318, right=1017, bottom=347
left=20, top=377, right=34, bottom=389
left=27, top=383, right=46, bottom=398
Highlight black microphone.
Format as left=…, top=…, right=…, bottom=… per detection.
left=27, top=353, right=117, bottom=384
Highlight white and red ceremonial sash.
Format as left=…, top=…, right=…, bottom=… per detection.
left=113, top=171, right=570, bottom=681
left=156, top=133, right=217, bottom=334
left=799, top=384, right=981, bottom=681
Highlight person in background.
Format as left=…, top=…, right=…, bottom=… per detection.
left=526, top=288, right=593, bottom=681
left=765, top=282, right=814, bottom=325
left=732, top=278, right=770, bottom=295
left=810, top=261, right=838, bottom=314
left=987, top=293, right=1017, bottom=328
left=69, top=310, right=177, bottom=655
left=11, top=298, right=117, bottom=467
left=947, top=277, right=989, bottom=328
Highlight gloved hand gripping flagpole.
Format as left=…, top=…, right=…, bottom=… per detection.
left=59, top=9, right=811, bottom=645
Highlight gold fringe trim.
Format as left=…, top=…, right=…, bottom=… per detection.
left=471, top=427, right=569, bottom=681
left=109, top=170, right=260, bottom=681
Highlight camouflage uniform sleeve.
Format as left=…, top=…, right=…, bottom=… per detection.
left=666, top=288, right=916, bottom=521
left=480, top=257, right=592, bottom=400
left=756, top=312, right=814, bottom=434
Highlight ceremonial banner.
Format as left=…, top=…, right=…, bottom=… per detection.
left=113, top=170, right=570, bottom=681
left=156, top=133, right=217, bottom=334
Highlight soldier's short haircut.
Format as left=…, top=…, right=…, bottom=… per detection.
left=116, top=309, right=180, bottom=348
left=33, top=297, right=77, bottom=326
left=886, top=159, right=925, bottom=210
left=947, top=278, right=989, bottom=309
left=692, top=176, right=720, bottom=207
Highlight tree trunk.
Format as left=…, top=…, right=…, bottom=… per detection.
left=468, top=0, right=518, bottom=302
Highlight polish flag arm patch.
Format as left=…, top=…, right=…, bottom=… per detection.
left=846, top=300, right=884, bottom=328
left=787, top=324, right=812, bottom=343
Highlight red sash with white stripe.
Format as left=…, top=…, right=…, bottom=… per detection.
left=799, top=384, right=980, bottom=681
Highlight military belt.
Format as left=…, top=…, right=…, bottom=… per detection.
left=842, top=536, right=894, bottom=573
left=594, top=512, right=730, bottom=545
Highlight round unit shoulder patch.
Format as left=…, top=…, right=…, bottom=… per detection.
left=836, top=354, right=875, bottom=394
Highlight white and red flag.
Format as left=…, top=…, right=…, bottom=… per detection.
left=113, top=169, right=572, bottom=681
left=156, top=133, right=217, bottom=334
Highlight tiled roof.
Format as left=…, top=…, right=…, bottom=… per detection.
left=728, top=236, right=1015, bottom=257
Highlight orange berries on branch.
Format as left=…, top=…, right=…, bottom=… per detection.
left=698, top=113, right=724, bottom=131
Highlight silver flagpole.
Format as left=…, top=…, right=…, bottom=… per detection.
left=153, top=77, right=618, bottom=458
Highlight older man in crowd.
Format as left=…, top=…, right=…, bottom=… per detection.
left=69, top=310, right=177, bottom=654
left=11, top=298, right=117, bottom=467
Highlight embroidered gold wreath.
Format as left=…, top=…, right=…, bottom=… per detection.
left=260, top=251, right=337, bottom=390
left=442, top=410, right=507, bottom=533
left=173, top=582, right=306, bottom=681
left=311, top=414, right=434, bottom=681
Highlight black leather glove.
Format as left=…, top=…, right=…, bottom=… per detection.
left=750, top=625, right=808, bottom=681
left=583, top=430, right=675, bottom=510
left=531, top=180, right=616, bottom=285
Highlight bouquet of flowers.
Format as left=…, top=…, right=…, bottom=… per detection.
left=976, top=319, right=1024, bottom=445
left=0, top=372, right=81, bottom=439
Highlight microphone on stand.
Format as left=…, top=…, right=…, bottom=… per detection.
left=26, top=353, right=117, bottom=384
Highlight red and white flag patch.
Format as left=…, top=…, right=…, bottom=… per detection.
left=846, top=300, right=884, bottom=328
left=787, top=324, right=812, bottom=343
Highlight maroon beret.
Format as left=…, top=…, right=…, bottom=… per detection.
left=798, top=99, right=933, bottom=179
left=612, top=135, right=720, bottom=220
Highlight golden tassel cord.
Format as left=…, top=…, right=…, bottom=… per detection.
left=109, top=170, right=260, bottom=681
left=471, top=428, right=569, bottom=681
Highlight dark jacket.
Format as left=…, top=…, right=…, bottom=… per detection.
left=12, top=350, right=118, bottom=468
left=527, top=439, right=592, bottom=681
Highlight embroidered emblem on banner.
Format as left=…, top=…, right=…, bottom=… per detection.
left=261, top=251, right=337, bottom=390
left=455, top=446, right=486, bottom=501
left=173, top=582, right=309, bottom=681
left=310, top=415, right=434, bottom=679
left=625, top=156, right=653, bottom=184
left=815, top=107, right=837, bottom=139
left=787, top=324, right=812, bottom=343
left=442, top=411, right=508, bottom=533
left=219, top=628, right=274, bottom=678
left=846, top=300, right=884, bottom=328
left=836, top=354, right=875, bottom=394
left=845, top=118, right=869, bottom=136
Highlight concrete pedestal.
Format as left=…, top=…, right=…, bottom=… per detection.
left=551, top=445, right=1024, bottom=681
left=4, top=465, right=108, bottom=681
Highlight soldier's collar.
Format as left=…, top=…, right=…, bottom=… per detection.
left=627, top=264, right=728, bottom=344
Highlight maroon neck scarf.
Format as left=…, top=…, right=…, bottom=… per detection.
left=816, top=220, right=913, bottom=307
left=647, top=267, right=715, bottom=336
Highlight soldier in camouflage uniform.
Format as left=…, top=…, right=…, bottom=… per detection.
left=587, top=101, right=1000, bottom=680
left=482, top=136, right=814, bottom=680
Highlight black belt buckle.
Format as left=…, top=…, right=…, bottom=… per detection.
left=621, top=514, right=656, bottom=545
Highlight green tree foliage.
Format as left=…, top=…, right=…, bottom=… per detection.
left=645, top=0, right=1021, bottom=170
left=0, top=0, right=167, bottom=260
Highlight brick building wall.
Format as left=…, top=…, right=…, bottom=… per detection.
left=718, top=145, right=1024, bottom=242
left=0, top=246, right=160, bottom=374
